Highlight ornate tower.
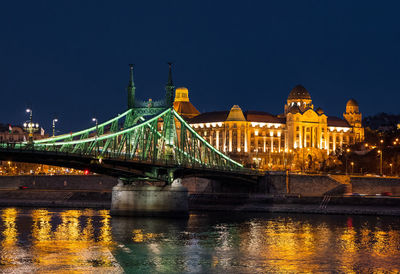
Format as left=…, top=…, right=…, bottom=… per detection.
left=165, top=62, right=175, bottom=108
left=127, top=64, right=136, bottom=109
left=284, top=85, right=314, bottom=114
left=173, top=87, right=200, bottom=119
left=343, top=99, right=364, bottom=142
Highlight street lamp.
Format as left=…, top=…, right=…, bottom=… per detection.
left=23, top=109, right=39, bottom=143
left=92, top=118, right=98, bottom=135
left=380, top=139, right=384, bottom=176
left=350, top=161, right=354, bottom=174
left=345, top=148, right=350, bottom=175
left=52, top=118, right=58, bottom=137
left=390, top=163, right=393, bottom=176
left=377, top=149, right=383, bottom=176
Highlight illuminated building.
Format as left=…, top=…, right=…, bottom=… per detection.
left=0, top=123, right=46, bottom=143
left=0, top=124, right=82, bottom=175
left=175, top=85, right=364, bottom=170
left=173, top=87, right=200, bottom=119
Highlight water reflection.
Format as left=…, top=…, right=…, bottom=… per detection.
left=0, top=208, right=19, bottom=267
left=0, top=209, right=398, bottom=272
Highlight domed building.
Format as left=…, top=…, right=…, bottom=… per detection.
left=174, top=84, right=364, bottom=170
left=173, top=87, right=200, bottom=119
left=343, top=99, right=364, bottom=142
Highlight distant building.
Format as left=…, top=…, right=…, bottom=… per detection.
left=0, top=124, right=50, bottom=175
left=174, top=85, right=364, bottom=170
left=0, top=124, right=47, bottom=143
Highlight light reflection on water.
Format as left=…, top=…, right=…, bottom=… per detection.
left=0, top=209, right=398, bottom=273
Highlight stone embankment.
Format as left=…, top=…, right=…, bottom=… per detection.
left=0, top=174, right=399, bottom=216
left=188, top=194, right=400, bottom=216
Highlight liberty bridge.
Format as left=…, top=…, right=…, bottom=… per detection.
left=0, top=64, right=264, bottom=216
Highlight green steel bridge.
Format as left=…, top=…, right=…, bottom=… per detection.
left=0, top=64, right=262, bottom=184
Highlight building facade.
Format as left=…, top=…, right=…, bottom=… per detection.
left=0, top=124, right=46, bottom=143
left=174, top=85, right=364, bottom=170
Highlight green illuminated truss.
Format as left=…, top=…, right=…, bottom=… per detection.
left=7, top=108, right=243, bottom=172
left=0, top=64, right=246, bottom=182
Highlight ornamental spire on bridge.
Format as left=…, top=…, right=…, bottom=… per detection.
left=127, top=64, right=136, bottom=109
left=165, top=62, right=175, bottom=108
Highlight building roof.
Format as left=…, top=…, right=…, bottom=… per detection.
left=226, top=105, right=246, bottom=121
left=346, top=98, right=359, bottom=107
left=327, top=116, right=350, bottom=127
left=244, top=111, right=285, bottom=123
left=188, top=111, right=229, bottom=123
left=288, top=85, right=311, bottom=100
left=316, top=107, right=324, bottom=115
left=188, top=110, right=285, bottom=124
left=173, top=101, right=200, bottom=119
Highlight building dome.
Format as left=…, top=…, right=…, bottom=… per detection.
left=316, top=107, right=324, bottom=115
left=346, top=99, right=358, bottom=107
left=288, top=85, right=311, bottom=100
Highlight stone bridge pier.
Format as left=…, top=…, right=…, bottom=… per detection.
left=110, top=178, right=189, bottom=217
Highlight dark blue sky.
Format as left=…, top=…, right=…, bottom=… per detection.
left=1, top=1, right=400, bottom=133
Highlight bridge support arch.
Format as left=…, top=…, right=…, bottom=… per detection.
left=110, top=178, right=189, bottom=217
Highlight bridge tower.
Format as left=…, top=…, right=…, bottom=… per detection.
left=165, top=62, right=175, bottom=108
left=127, top=64, right=136, bottom=109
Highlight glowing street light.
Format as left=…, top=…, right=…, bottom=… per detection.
left=92, top=118, right=98, bottom=135
left=350, top=161, right=354, bottom=174
left=345, top=148, right=350, bottom=175
left=377, top=149, right=383, bottom=176
left=390, top=163, right=393, bottom=176
left=52, top=118, right=58, bottom=137
left=23, top=108, right=39, bottom=143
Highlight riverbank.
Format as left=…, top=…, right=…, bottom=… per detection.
left=191, top=203, right=400, bottom=216
left=0, top=189, right=111, bottom=208
left=1, top=189, right=400, bottom=216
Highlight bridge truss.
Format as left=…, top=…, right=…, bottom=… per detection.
left=0, top=64, right=261, bottom=183
left=0, top=108, right=248, bottom=182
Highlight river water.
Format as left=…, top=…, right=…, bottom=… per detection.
left=0, top=208, right=399, bottom=273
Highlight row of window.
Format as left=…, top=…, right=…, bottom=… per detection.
left=296, top=126, right=325, bottom=132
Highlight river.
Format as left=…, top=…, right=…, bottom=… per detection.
left=0, top=208, right=399, bottom=273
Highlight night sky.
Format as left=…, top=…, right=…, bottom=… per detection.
left=1, top=1, right=400, bottom=134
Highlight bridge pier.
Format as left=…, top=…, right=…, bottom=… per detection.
left=110, top=179, right=189, bottom=217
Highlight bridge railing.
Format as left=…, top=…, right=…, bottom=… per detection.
left=0, top=144, right=261, bottom=175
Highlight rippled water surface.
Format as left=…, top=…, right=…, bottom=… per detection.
left=0, top=208, right=399, bottom=273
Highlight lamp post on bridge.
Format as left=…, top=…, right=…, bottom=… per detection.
left=92, top=118, right=98, bottom=135
left=23, top=108, right=39, bottom=144
left=92, top=118, right=98, bottom=156
left=52, top=118, right=58, bottom=137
